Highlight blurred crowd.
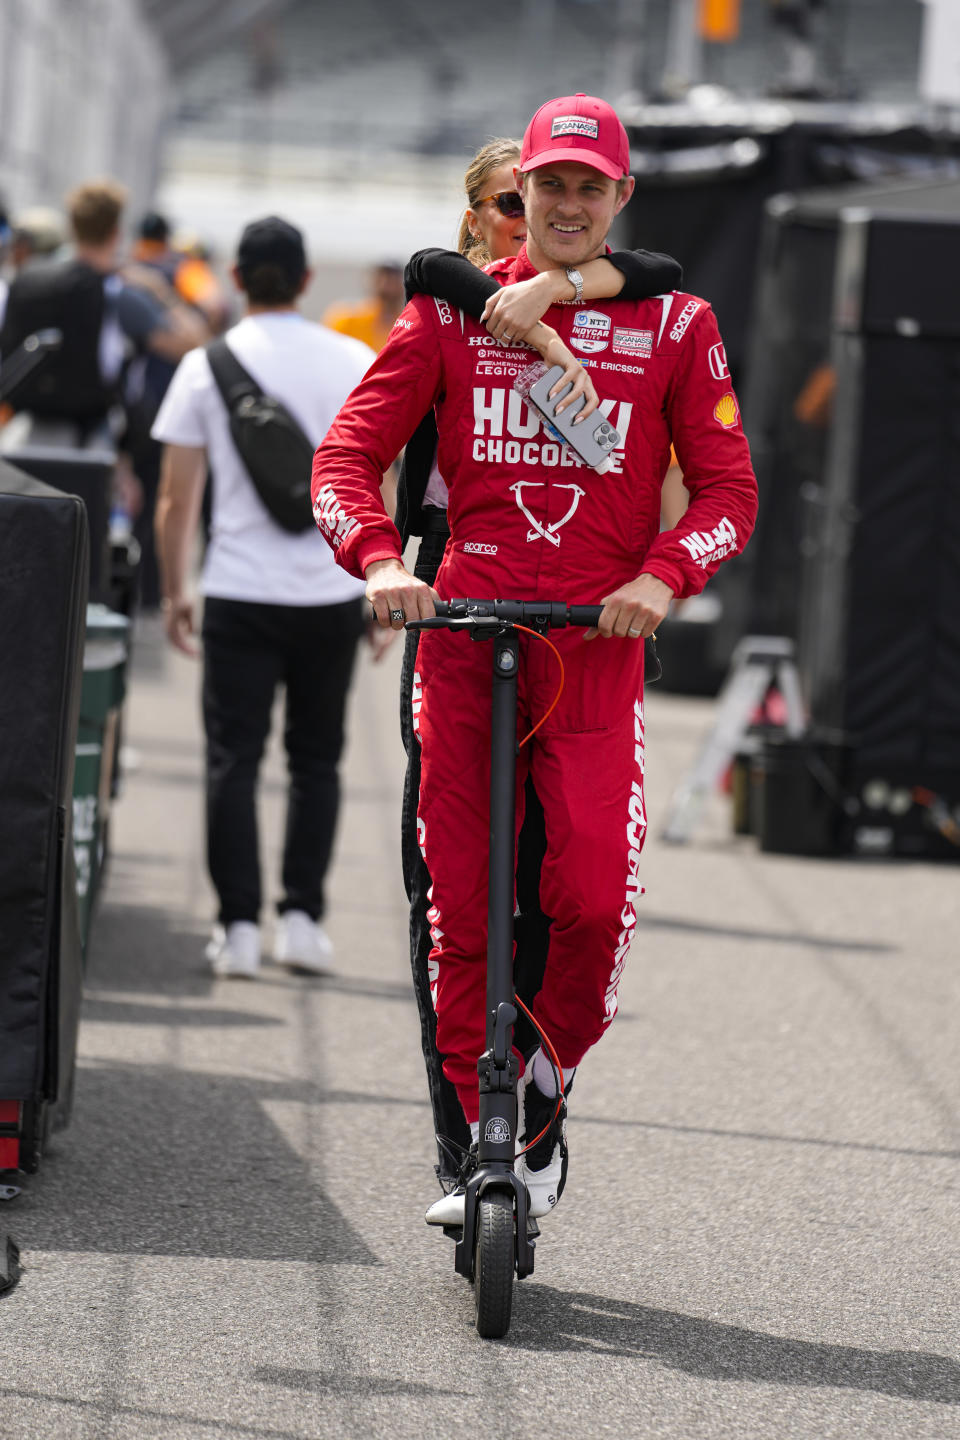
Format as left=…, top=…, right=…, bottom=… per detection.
left=0, top=180, right=231, bottom=609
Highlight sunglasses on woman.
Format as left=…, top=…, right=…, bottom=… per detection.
left=475, top=190, right=525, bottom=219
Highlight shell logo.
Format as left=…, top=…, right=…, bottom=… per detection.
left=713, top=392, right=739, bottom=428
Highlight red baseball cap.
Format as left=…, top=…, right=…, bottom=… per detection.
left=520, top=93, right=630, bottom=181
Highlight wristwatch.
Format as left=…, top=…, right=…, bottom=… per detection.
left=565, top=267, right=584, bottom=306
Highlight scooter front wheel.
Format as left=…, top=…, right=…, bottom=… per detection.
left=474, top=1191, right=514, bottom=1338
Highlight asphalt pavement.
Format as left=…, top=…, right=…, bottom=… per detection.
left=1, top=611, right=958, bottom=1440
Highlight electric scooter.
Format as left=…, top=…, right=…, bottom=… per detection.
left=406, top=597, right=658, bottom=1338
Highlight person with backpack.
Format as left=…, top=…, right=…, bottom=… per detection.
left=0, top=179, right=203, bottom=435
left=153, top=216, right=387, bottom=979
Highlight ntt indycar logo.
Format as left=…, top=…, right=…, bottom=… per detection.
left=571, top=309, right=611, bottom=354
left=472, top=386, right=633, bottom=474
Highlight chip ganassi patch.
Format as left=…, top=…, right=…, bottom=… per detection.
left=613, top=327, right=653, bottom=357
left=552, top=115, right=599, bottom=140
left=713, top=392, right=740, bottom=428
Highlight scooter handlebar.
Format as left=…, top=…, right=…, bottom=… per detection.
left=408, top=597, right=661, bottom=681
left=418, top=598, right=603, bottom=630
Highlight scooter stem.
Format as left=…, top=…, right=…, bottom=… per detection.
left=486, top=629, right=520, bottom=1058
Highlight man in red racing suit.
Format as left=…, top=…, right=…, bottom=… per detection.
left=312, top=93, right=758, bottom=1224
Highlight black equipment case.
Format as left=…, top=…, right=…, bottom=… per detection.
left=0, top=416, right=114, bottom=605
left=0, top=458, right=89, bottom=1170
left=746, top=180, right=960, bottom=859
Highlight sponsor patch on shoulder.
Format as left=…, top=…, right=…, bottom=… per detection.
left=613, top=327, right=653, bottom=357
left=669, top=300, right=701, bottom=343
left=552, top=115, right=599, bottom=140
left=713, top=392, right=740, bottom=428
left=708, top=341, right=729, bottom=380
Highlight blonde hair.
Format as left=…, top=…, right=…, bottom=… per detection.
left=66, top=178, right=128, bottom=246
left=457, top=138, right=522, bottom=268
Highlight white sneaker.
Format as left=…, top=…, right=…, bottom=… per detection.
left=515, top=1072, right=568, bottom=1219
left=425, top=1190, right=467, bottom=1226
left=274, top=910, right=334, bottom=974
left=425, top=1146, right=477, bottom=1227
left=206, top=921, right=261, bottom=979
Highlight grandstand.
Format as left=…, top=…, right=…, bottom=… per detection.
left=169, top=0, right=927, bottom=162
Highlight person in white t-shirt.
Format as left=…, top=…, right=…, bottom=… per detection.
left=153, top=215, right=382, bottom=979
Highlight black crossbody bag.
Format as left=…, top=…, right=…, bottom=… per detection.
left=206, top=337, right=315, bottom=533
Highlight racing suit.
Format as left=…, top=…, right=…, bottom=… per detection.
left=312, top=245, right=758, bottom=1124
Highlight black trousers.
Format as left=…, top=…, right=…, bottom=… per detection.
left=202, top=595, right=364, bottom=927
left=400, top=523, right=550, bottom=1179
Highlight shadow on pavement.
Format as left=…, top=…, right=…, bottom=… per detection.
left=85, top=902, right=214, bottom=998
left=510, top=1285, right=960, bottom=1404
left=16, top=1061, right=377, bottom=1266
left=12, top=895, right=378, bottom=1267
left=253, top=1364, right=472, bottom=1398
left=639, top=913, right=896, bottom=954
left=80, top=996, right=282, bottom=1027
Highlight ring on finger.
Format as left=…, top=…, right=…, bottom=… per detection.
left=628, top=626, right=643, bottom=637
left=390, top=609, right=405, bottom=623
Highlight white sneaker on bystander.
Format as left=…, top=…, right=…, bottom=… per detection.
left=205, top=921, right=261, bottom=979
left=274, top=910, right=334, bottom=974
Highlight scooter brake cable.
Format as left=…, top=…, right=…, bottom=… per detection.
left=514, top=993, right=566, bottom=1156
left=514, top=626, right=565, bottom=749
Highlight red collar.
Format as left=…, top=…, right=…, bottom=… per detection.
left=501, top=243, right=612, bottom=284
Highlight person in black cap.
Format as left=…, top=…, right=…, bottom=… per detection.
left=153, top=215, right=391, bottom=979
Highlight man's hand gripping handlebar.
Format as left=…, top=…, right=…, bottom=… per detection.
left=405, top=598, right=662, bottom=681
left=365, top=558, right=438, bottom=630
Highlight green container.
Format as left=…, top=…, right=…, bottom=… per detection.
left=73, top=604, right=129, bottom=953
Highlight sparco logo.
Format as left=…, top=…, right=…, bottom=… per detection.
left=669, top=300, right=701, bottom=342
left=463, top=541, right=498, bottom=555
left=434, top=297, right=453, bottom=325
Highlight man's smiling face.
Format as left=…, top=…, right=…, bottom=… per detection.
left=521, top=161, right=635, bottom=271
